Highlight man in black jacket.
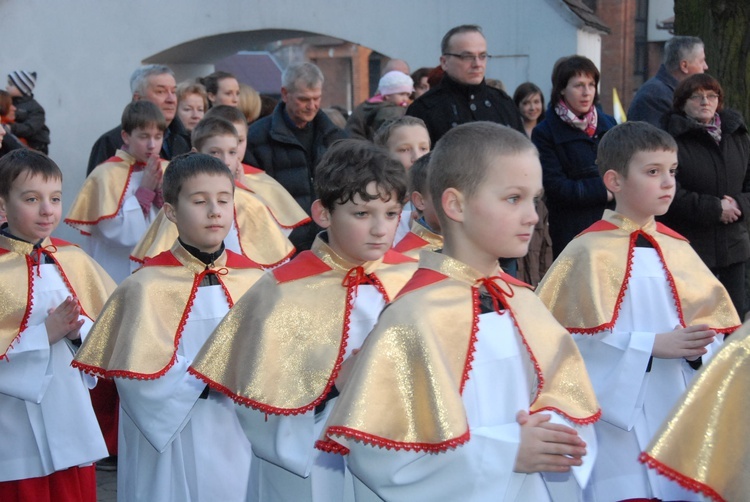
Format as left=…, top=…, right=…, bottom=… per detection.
left=407, top=25, right=523, bottom=145
left=86, top=65, right=190, bottom=175
left=244, top=62, right=347, bottom=251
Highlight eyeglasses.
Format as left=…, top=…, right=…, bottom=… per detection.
left=443, top=52, right=491, bottom=63
left=688, top=93, right=720, bottom=102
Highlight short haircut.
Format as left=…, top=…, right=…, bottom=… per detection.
left=121, top=100, right=167, bottom=134
left=204, top=104, right=246, bottom=126
left=513, top=82, right=545, bottom=111
left=664, top=36, right=704, bottom=72
left=162, top=152, right=234, bottom=205
left=130, top=64, right=174, bottom=97
left=191, top=116, right=239, bottom=152
left=314, top=139, right=408, bottom=211
left=373, top=116, right=429, bottom=148
left=176, top=80, right=208, bottom=110
left=200, top=71, right=237, bottom=96
left=0, top=149, right=62, bottom=199
left=411, top=67, right=432, bottom=87
left=282, top=62, right=324, bottom=93
left=673, top=73, right=724, bottom=113
left=430, top=122, right=536, bottom=224
left=238, top=84, right=261, bottom=123
left=441, top=25, right=483, bottom=55
left=409, top=152, right=432, bottom=194
left=550, top=55, right=600, bottom=105
left=596, top=121, right=677, bottom=177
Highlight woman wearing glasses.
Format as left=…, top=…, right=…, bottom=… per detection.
left=531, top=55, right=617, bottom=258
left=660, top=73, right=750, bottom=317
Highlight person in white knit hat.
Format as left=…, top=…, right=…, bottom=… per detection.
left=6, top=71, right=50, bottom=154
left=344, top=70, right=414, bottom=142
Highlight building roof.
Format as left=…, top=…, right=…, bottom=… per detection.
left=562, top=0, right=611, bottom=34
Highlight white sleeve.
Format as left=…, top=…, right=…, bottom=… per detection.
left=235, top=406, right=317, bottom=478
left=115, top=354, right=206, bottom=452
left=92, top=195, right=150, bottom=247
left=573, top=330, right=653, bottom=430
left=0, top=322, right=54, bottom=403
left=346, top=423, right=530, bottom=501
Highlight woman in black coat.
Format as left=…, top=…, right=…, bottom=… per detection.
left=532, top=56, right=616, bottom=257
left=660, top=73, right=750, bottom=316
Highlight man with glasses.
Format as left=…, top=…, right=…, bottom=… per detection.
left=628, top=36, right=708, bottom=127
left=407, top=25, right=523, bottom=145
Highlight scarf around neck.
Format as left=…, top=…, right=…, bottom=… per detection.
left=555, top=99, right=598, bottom=137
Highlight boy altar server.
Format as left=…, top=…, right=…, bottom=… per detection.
left=318, top=122, right=600, bottom=501
left=0, top=150, right=115, bottom=501
left=73, top=153, right=264, bottom=501
left=190, top=140, right=418, bottom=501
left=537, top=121, right=740, bottom=501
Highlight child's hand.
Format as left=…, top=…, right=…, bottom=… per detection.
left=45, top=297, right=84, bottom=345
left=513, top=410, right=586, bottom=474
left=653, top=324, right=715, bottom=360
left=140, top=155, right=163, bottom=191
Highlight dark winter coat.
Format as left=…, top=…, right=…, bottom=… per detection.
left=86, top=116, right=191, bottom=175
left=10, top=95, right=50, bottom=153
left=532, top=105, right=617, bottom=257
left=345, top=100, right=406, bottom=141
left=659, top=109, right=750, bottom=268
left=406, top=74, right=524, bottom=146
left=244, top=102, right=348, bottom=251
left=627, top=64, right=678, bottom=127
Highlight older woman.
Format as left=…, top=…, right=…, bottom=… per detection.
left=176, top=81, right=207, bottom=134
left=660, top=74, right=750, bottom=316
left=532, top=56, right=616, bottom=257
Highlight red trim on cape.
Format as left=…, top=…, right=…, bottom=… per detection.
left=64, top=161, right=137, bottom=226
left=272, top=251, right=331, bottom=283
left=392, top=232, right=428, bottom=253
left=224, top=250, right=261, bottom=269
left=234, top=178, right=311, bottom=230
left=395, top=268, right=446, bottom=299
left=531, top=406, right=602, bottom=425
left=655, top=222, right=689, bottom=242
left=459, top=289, right=481, bottom=394
left=639, top=452, right=725, bottom=502
left=317, top=426, right=472, bottom=455
left=142, top=251, right=181, bottom=267
left=242, top=163, right=263, bottom=175
left=578, top=219, right=618, bottom=235
left=382, top=249, right=417, bottom=265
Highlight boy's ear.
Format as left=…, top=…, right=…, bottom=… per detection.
left=311, top=199, right=331, bottom=229
left=163, top=202, right=177, bottom=224
left=442, top=188, right=465, bottom=223
left=0, top=196, right=6, bottom=217
left=120, top=130, right=131, bottom=148
left=410, top=190, right=426, bottom=212
left=602, top=170, right=622, bottom=193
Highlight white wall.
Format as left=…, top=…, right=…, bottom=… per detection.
left=0, top=0, right=594, bottom=242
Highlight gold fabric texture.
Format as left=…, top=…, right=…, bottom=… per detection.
left=73, top=241, right=263, bottom=378
left=643, top=321, right=750, bottom=502
left=537, top=211, right=739, bottom=332
left=394, top=220, right=444, bottom=259
left=190, top=236, right=417, bottom=413
left=321, top=251, right=599, bottom=452
left=65, top=150, right=168, bottom=232
left=0, top=235, right=116, bottom=356
left=240, top=169, right=310, bottom=229
left=130, top=188, right=294, bottom=267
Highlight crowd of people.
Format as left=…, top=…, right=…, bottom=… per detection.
left=1, top=22, right=749, bottom=502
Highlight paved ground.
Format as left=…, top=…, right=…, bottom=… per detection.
left=96, top=469, right=117, bottom=502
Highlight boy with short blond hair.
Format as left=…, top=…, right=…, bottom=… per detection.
left=130, top=115, right=295, bottom=269
left=0, top=150, right=115, bottom=501
left=73, top=153, right=264, bottom=501
left=318, top=122, right=600, bottom=501
left=189, top=139, right=418, bottom=501
left=537, top=121, right=740, bottom=501
left=66, top=100, right=168, bottom=283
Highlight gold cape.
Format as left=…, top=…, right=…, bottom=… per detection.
left=130, top=188, right=295, bottom=268
left=73, top=241, right=264, bottom=379
left=317, top=251, right=600, bottom=454
left=0, top=234, right=116, bottom=358
left=537, top=210, right=740, bottom=334
left=64, top=150, right=168, bottom=234
left=393, top=219, right=444, bottom=259
left=640, top=320, right=750, bottom=502
left=240, top=163, right=311, bottom=229
left=189, top=235, right=418, bottom=415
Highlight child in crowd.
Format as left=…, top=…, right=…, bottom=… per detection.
left=73, top=153, right=264, bottom=502
left=5, top=71, right=50, bottom=154
left=374, top=116, right=431, bottom=245
left=537, top=121, right=740, bottom=501
left=345, top=71, right=414, bottom=141
left=318, top=122, right=600, bottom=501
left=130, top=115, right=295, bottom=269
left=203, top=105, right=310, bottom=234
left=65, top=100, right=167, bottom=283
left=0, top=150, right=115, bottom=501
left=392, top=153, right=443, bottom=258
left=189, top=140, right=418, bottom=501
